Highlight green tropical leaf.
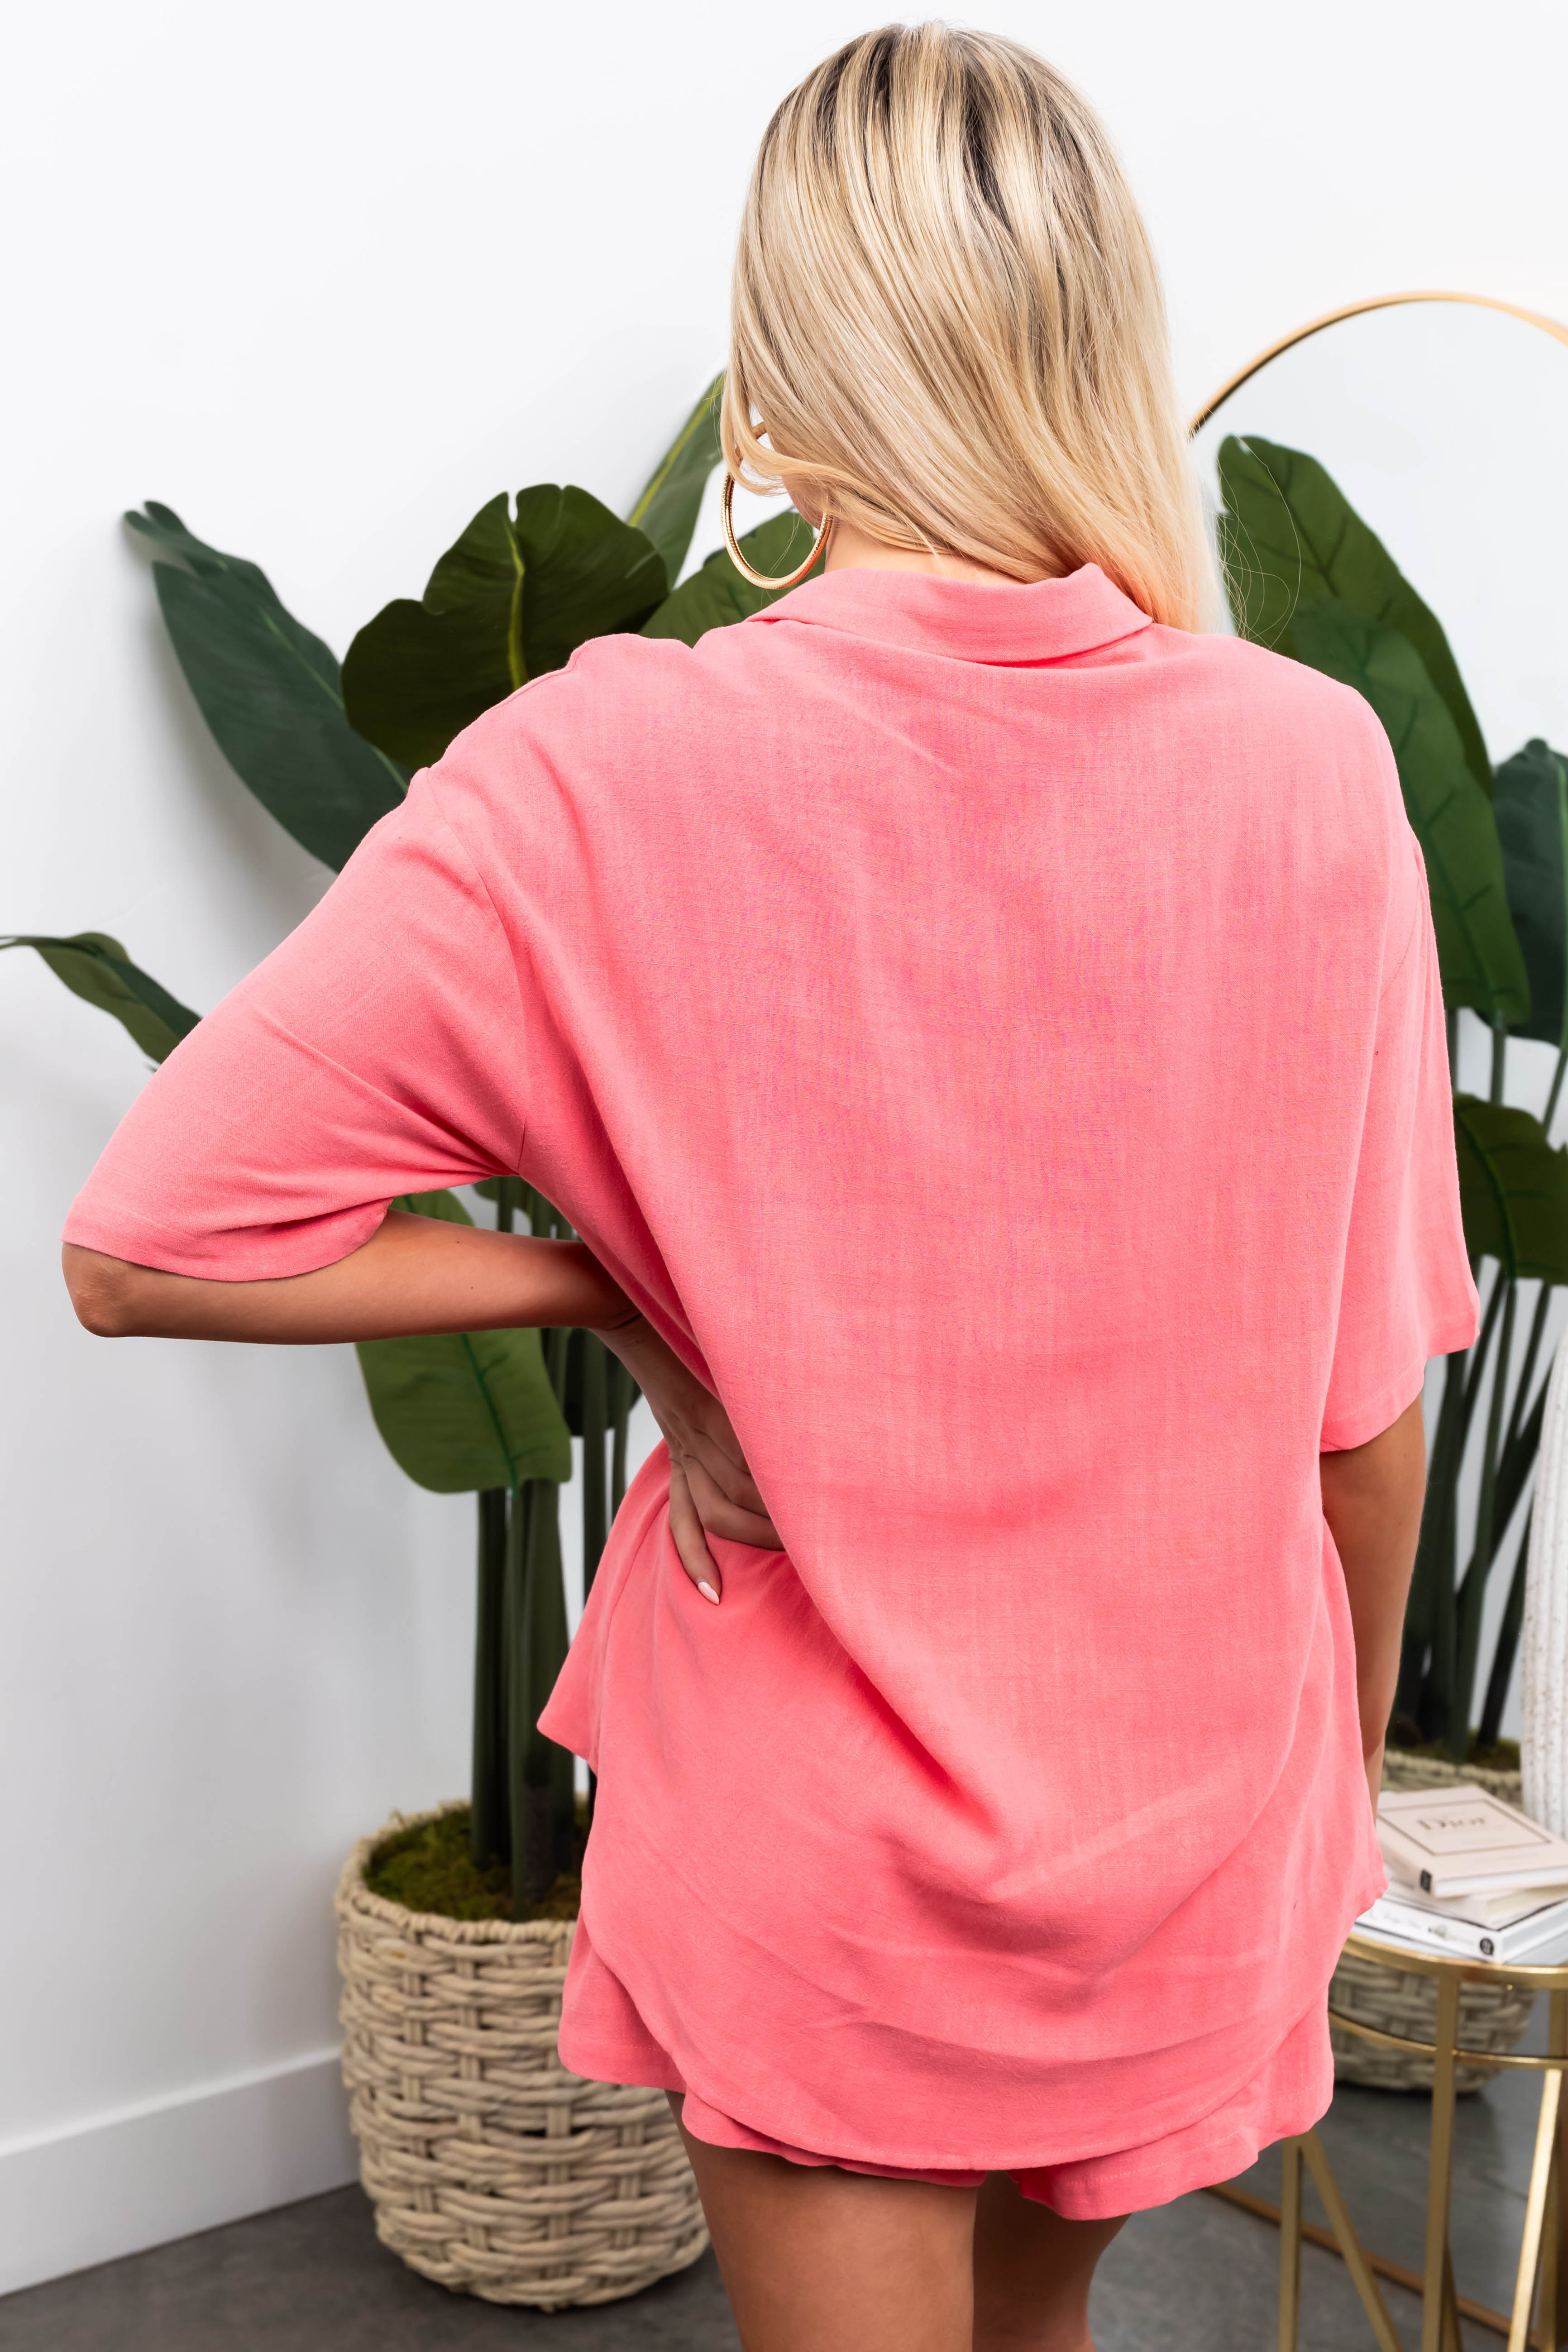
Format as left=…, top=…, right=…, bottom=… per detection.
left=1453, top=1096, right=1568, bottom=1281
left=125, top=506, right=286, bottom=602
left=511, top=485, right=667, bottom=676
left=342, top=488, right=667, bottom=774
left=641, top=510, right=823, bottom=645
left=2, top=932, right=200, bottom=1063
left=1495, top=740, right=1568, bottom=1048
left=1288, top=601, right=1528, bottom=1027
left=1216, top=437, right=1490, bottom=795
left=354, top=1189, right=571, bottom=1492
left=626, top=373, right=725, bottom=584
left=341, top=495, right=522, bottom=772
left=127, top=504, right=408, bottom=871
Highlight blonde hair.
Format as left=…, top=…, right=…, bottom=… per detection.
left=725, top=23, right=1213, bottom=631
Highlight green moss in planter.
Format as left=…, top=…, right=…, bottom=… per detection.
left=366, top=1806, right=582, bottom=1923
left=1389, top=1730, right=1521, bottom=1774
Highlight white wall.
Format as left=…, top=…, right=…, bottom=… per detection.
left=3, top=0, right=1566, bottom=2295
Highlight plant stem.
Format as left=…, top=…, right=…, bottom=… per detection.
left=1424, top=1272, right=1509, bottom=1735
left=503, top=1482, right=530, bottom=1909
left=1490, top=1016, right=1507, bottom=1105
left=582, top=1333, right=609, bottom=1601
left=1425, top=1478, right=1459, bottom=1750
left=470, top=1487, right=511, bottom=1866
left=472, top=1176, right=524, bottom=1869
left=1456, top=1354, right=1550, bottom=1750
left=1454, top=1280, right=1555, bottom=1726
left=1399, top=1348, right=1466, bottom=1728
left=504, top=1483, right=559, bottom=1912
left=1452, top=1276, right=1516, bottom=1753
left=1547, top=1046, right=1568, bottom=1138
left=1416, top=1267, right=1505, bottom=1743
left=512, top=1324, right=578, bottom=1912
left=494, top=1175, right=525, bottom=1233
left=505, top=1475, right=576, bottom=1915
left=1459, top=1265, right=1507, bottom=1438
left=611, top=1359, right=631, bottom=1515
left=1506, top=1283, right=1553, bottom=1463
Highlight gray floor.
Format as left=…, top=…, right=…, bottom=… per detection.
left=0, top=2007, right=1552, bottom=2351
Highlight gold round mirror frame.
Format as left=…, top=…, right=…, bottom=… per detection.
left=1189, top=288, right=1568, bottom=437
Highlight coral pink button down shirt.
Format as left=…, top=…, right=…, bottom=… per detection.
left=67, top=563, right=1476, bottom=2175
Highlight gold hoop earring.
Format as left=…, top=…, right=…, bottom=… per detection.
left=721, top=471, right=834, bottom=591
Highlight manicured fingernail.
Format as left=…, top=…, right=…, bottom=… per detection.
left=698, top=1581, right=721, bottom=1606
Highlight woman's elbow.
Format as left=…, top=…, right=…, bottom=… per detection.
left=62, top=1244, right=142, bottom=1337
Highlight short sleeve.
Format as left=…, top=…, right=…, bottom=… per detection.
left=1320, top=833, right=1479, bottom=1451
left=62, top=772, right=530, bottom=1280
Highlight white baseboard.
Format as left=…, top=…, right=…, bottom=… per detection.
left=0, top=2048, right=359, bottom=2297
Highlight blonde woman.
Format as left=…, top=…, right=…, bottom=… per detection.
left=63, top=25, right=1471, bottom=2351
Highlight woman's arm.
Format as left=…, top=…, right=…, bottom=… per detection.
left=63, top=1214, right=782, bottom=1597
left=1319, top=1391, right=1428, bottom=1813
left=63, top=1211, right=632, bottom=1343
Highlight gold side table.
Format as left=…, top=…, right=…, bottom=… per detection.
left=1215, top=1927, right=1568, bottom=2352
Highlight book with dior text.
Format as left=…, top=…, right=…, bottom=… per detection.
left=1377, top=1784, right=1568, bottom=1899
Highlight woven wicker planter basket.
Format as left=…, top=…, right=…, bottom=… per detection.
left=335, top=1802, right=708, bottom=2309
left=1329, top=1752, right=1536, bottom=2095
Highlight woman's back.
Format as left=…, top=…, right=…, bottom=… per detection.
left=68, top=551, right=1471, bottom=2172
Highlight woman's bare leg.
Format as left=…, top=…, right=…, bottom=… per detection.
left=669, top=2095, right=977, bottom=2352
left=970, top=2172, right=1128, bottom=2352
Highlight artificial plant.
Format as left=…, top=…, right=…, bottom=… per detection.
left=6, top=373, right=824, bottom=1908
left=1218, top=435, right=1568, bottom=1756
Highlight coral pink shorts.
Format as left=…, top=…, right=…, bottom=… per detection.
left=558, top=1908, right=1334, bottom=2221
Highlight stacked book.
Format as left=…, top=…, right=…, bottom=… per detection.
left=1358, top=1784, right=1568, bottom=1963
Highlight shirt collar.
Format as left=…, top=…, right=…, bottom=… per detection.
left=745, top=560, right=1154, bottom=664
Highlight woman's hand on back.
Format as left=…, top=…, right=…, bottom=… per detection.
left=593, top=1308, right=781, bottom=1603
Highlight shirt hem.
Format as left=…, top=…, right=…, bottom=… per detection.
left=560, top=1988, right=1338, bottom=2220
left=60, top=1200, right=389, bottom=1283
left=560, top=1871, right=1377, bottom=2185
left=1321, top=1319, right=1477, bottom=1452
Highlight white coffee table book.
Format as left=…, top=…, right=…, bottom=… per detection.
left=1357, top=1781, right=1568, bottom=1961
